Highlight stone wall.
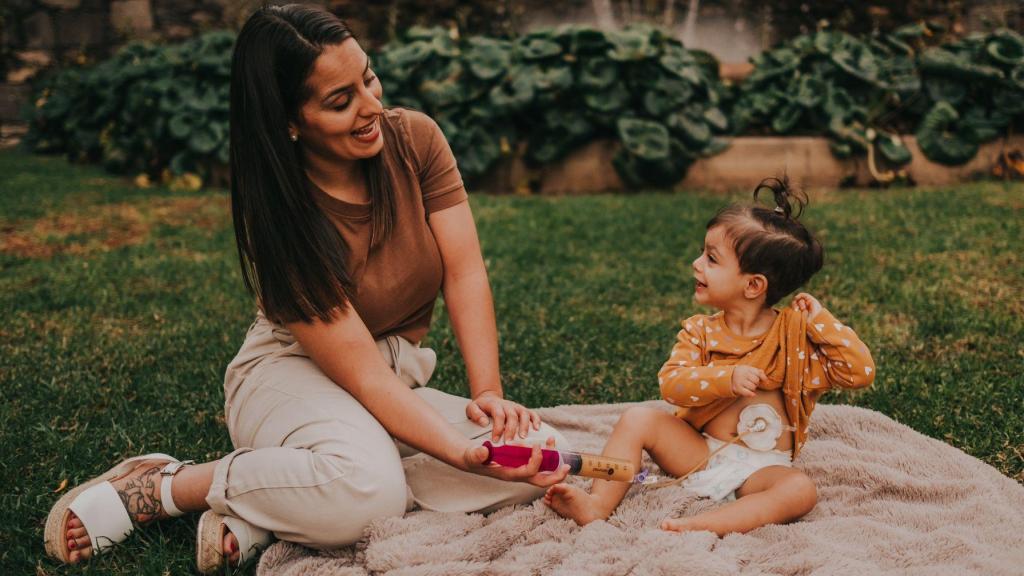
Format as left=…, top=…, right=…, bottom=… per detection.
left=473, top=135, right=1024, bottom=194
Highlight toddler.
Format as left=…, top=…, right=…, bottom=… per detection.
left=545, top=177, right=875, bottom=535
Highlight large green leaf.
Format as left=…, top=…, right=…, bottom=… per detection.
left=772, top=102, right=802, bottom=134
left=702, top=107, right=729, bottom=133
left=188, top=123, right=220, bottom=154
left=452, top=124, right=501, bottom=177
left=688, top=49, right=721, bottom=83
left=915, top=102, right=978, bottom=165
left=418, top=60, right=465, bottom=109
left=831, top=41, right=883, bottom=86
left=404, top=26, right=459, bottom=58
left=168, top=113, right=192, bottom=140
left=666, top=112, right=711, bottom=148
left=747, top=47, right=800, bottom=84
left=612, top=137, right=693, bottom=187
left=793, top=75, right=824, bottom=108
left=659, top=44, right=701, bottom=84
left=961, top=106, right=1010, bottom=143
left=532, top=65, right=573, bottom=92
left=924, top=76, right=967, bottom=105
left=607, top=30, right=657, bottom=62
left=877, top=134, right=912, bottom=166
left=578, top=57, right=619, bottom=89
left=583, top=82, right=630, bottom=113
left=642, top=76, right=693, bottom=118
left=527, top=111, right=594, bottom=164
left=489, top=66, right=535, bottom=111
left=464, top=37, right=512, bottom=80
left=985, top=30, right=1024, bottom=66
left=568, top=27, right=609, bottom=54
left=616, top=117, right=670, bottom=161
left=383, top=41, right=434, bottom=80
left=518, top=34, right=562, bottom=60
left=992, top=87, right=1024, bottom=115
left=919, top=48, right=1005, bottom=82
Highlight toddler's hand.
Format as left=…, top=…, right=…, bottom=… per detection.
left=731, top=366, right=765, bottom=397
left=792, top=292, right=823, bottom=320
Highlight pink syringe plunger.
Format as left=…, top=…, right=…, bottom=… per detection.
left=481, top=441, right=635, bottom=482
left=482, top=441, right=563, bottom=472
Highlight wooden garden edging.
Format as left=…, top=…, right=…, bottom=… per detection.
left=474, top=135, right=1024, bottom=194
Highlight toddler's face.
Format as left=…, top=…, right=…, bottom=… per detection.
left=692, top=226, right=747, bottom=308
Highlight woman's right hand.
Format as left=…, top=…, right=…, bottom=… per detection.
left=460, top=436, right=570, bottom=488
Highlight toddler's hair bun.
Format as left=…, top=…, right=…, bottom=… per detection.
left=753, top=176, right=807, bottom=220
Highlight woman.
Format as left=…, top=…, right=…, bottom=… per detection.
left=43, top=5, right=570, bottom=572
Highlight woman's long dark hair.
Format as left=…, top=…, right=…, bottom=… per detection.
left=230, top=4, right=394, bottom=324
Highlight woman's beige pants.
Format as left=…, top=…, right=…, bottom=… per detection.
left=204, top=312, right=569, bottom=549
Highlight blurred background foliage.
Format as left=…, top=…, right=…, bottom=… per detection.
left=16, top=0, right=1024, bottom=188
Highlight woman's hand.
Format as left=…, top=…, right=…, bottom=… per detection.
left=791, top=292, right=823, bottom=320
left=467, top=390, right=541, bottom=442
left=461, top=436, right=569, bottom=487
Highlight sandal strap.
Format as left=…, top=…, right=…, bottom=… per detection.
left=68, top=482, right=133, bottom=555
left=160, top=460, right=194, bottom=518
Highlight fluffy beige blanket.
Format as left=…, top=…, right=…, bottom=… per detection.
left=258, top=402, right=1024, bottom=575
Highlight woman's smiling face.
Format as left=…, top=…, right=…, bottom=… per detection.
left=292, top=39, right=384, bottom=163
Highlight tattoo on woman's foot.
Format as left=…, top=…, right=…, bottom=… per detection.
left=116, top=465, right=165, bottom=524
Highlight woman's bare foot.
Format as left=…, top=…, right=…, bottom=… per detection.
left=543, top=484, right=608, bottom=526
left=62, top=459, right=238, bottom=565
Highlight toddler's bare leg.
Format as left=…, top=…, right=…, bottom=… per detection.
left=661, top=466, right=817, bottom=536
left=545, top=407, right=709, bottom=525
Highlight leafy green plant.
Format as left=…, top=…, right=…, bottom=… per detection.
left=914, top=29, right=1024, bottom=165
left=732, top=25, right=1024, bottom=169
left=22, top=24, right=1024, bottom=190
left=730, top=26, right=928, bottom=170
left=373, top=24, right=730, bottom=187
left=25, top=31, right=233, bottom=183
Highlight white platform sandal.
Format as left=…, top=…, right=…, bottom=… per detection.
left=43, top=453, right=192, bottom=562
left=196, top=510, right=272, bottom=574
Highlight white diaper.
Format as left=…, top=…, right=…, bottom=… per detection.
left=682, top=434, right=793, bottom=502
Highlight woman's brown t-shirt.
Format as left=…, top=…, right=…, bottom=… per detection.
left=307, top=107, right=468, bottom=344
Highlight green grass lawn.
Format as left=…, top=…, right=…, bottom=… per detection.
left=2, top=148, right=1022, bottom=574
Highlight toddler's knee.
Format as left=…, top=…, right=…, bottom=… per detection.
left=616, top=406, right=658, bottom=432
left=786, top=471, right=818, bottom=513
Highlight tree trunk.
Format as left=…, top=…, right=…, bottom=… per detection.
left=592, top=0, right=617, bottom=29
left=682, top=0, right=700, bottom=45
left=663, top=0, right=676, bottom=28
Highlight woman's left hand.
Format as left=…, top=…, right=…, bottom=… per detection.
left=467, top=391, right=541, bottom=442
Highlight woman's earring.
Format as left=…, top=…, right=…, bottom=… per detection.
left=289, top=133, right=298, bottom=142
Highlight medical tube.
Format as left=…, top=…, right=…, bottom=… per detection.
left=482, top=441, right=635, bottom=482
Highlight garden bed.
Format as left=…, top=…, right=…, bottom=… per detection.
left=475, top=134, right=1024, bottom=194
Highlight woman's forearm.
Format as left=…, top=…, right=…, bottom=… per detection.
left=357, top=363, right=471, bottom=467
left=443, top=270, right=503, bottom=399
left=287, top=313, right=471, bottom=469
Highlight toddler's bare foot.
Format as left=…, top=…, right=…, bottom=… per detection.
left=543, top=484, right=607, bottom=526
